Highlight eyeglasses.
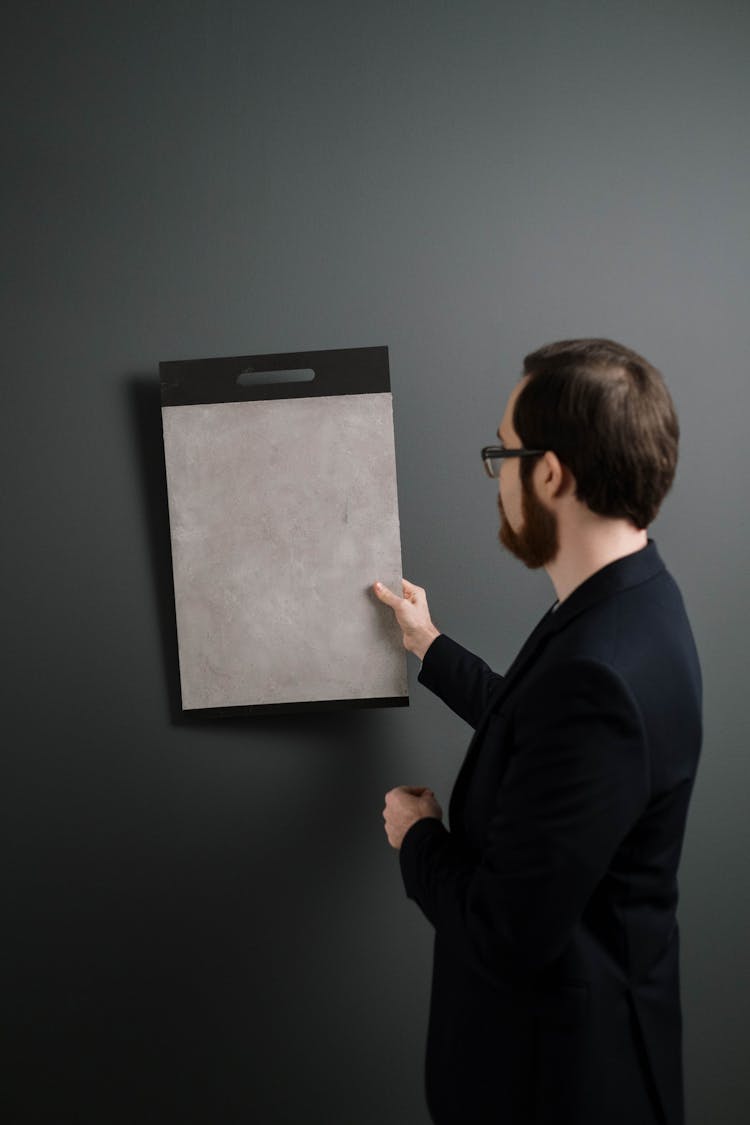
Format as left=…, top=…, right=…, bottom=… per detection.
left=481, top=444, right=545, bottom=478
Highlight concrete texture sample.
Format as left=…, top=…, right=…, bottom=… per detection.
left=161, top=392, right=407, bottom=710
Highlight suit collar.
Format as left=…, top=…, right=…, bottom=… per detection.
left=490, top=539, right=665, bottom=707
left=543, top=537, right=665, bottom=636
left=449, top=540, right=666, bottom=841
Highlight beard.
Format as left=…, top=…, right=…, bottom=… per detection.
left=498, top=476, right=559, bottom=569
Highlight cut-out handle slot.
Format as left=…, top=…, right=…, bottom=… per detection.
left=236, top=367, right=315, bottom=387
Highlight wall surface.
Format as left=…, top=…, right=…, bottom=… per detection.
left=3, top=2, right=749, bottom=1122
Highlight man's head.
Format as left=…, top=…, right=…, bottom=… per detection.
left=496, top=338, right=680, bottom=569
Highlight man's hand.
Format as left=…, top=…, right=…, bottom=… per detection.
left=383, top=785, right=443, bottom=850
left=373, top=578, right=441, bottom=660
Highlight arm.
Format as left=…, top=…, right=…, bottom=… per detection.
left=373, top=577, right=503, bottom=728
left=417, top=633, right=504, bottom=728
left=399, top=659, right=649, bottom=983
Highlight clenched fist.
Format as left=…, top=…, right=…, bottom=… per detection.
left=383, top=785, right=443, bottom=850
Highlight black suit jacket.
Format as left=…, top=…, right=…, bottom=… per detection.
left=399, top=541, right=702, bottom=1125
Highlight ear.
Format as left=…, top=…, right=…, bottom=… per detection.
left=537, top=450, right=575, bottom=500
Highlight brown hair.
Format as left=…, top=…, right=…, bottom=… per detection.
left=514, top=338, right=679, bottom=529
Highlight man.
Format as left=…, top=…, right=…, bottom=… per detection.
left=373, top=338, right=702, bottom=1125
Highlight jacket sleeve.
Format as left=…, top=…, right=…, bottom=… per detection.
left=417, top=633, right=504, bottom=728
left=399, top=658, right=650, bottom=982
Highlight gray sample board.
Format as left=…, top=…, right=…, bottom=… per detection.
left=159, top=346, right=408, bottom=715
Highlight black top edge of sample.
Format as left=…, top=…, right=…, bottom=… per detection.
left=160, top=345, right=390, bottom=406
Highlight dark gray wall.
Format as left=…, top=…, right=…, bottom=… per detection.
left=3, top=2, right=748, bottom=1122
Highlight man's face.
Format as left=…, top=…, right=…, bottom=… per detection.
left=496, top=378, right=559, bottom=569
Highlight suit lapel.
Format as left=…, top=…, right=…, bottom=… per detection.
left=447, top=540, right=667, bottom=839
left=489, top=604, right=559, bottom=708
left=448, top=605, right=557, bottom=834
